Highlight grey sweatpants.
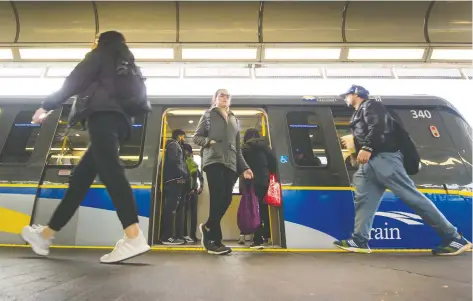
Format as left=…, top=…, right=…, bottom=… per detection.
left=352, top=151, right=458, bottom=243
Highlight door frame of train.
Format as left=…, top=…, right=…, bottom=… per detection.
left=0, top=105, right=61, bottom=244
left=266, top=106, right=351, bottom=248
left=147, top=105, right=165, bottom=245
left=151, top=106, right=285, bottom=247
left=258, top=108, right=284, bottom=247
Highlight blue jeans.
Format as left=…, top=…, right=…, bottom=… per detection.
left=352, top=151, right=458, bottom=244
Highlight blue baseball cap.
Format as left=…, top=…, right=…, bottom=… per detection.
left=340, top=85, right=370, bottom=100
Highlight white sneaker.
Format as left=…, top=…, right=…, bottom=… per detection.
left=21, top=225, right=53, bottom=256
left=184, top=236, right=194, bottom=243
left=100, top=230, right=151, bottom=264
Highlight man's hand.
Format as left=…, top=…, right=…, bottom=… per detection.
left=197, top=187, right=203, bottom=194
left=357, top=150, right=372, bottom=164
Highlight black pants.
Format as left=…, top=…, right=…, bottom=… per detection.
left=183, top=191, right=198, bottom=238
left=253, top=184, right=270, bottom=244
left=204, top=164, right=237, bottom=243
left=48, top=112, right=139, bottom=231
left=161, top=180, right=184, bottom=240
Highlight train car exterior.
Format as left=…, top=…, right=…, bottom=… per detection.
left=0, top=95, right=471, bottom=250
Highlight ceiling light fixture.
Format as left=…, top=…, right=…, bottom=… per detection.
left=130, top=48, right=174, bottom=60
left=181, top=49, right=257, bottom=60
left=264, top=48, right=341, bottom=60
left=348, top=48, right=425, bottom=60
left=430, top=49, right=472, bottom=61
left=20, top=48, right=90, bottom=60
left=0, top=49, right=13, bottom=59
left=0, top=68, right=43, bottom=77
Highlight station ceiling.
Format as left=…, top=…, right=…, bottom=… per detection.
left=0, top=1, right=471, bottom=64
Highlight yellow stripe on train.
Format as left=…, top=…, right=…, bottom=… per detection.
left=0, top=207, right=31, bottom=234
left=0, top=183, right=469, bottom=196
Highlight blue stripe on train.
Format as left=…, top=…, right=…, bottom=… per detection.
left=282, top=190, right=472, bottom=249
left=0, top=186, right=151, bottom=218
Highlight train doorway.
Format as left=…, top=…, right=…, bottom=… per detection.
left=151, top=107, right=283, bottom=249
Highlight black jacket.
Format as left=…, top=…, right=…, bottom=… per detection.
left=163, top=140, right=189, bottom=183
left=350, top=99, right=399, bottom=156
left=241, top=137, right=277, bottom=188
left=41, top=44, right=133, bottom=132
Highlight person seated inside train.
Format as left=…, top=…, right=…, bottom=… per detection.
left=182, top=143, right=204, bottom=243
left=161, top=129, right=189, bottom=245
left=293, top=149, right=322, bottom=166
left=238, top=128, right=277, bottom=249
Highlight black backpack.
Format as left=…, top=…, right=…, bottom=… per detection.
left=390, top=114, right=421, bottom=175
left=114, top=55, right=152, bottom=117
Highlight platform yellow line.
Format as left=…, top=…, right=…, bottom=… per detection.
left=1, top=244, right=469, bottom=253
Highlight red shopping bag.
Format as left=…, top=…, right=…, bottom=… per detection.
left=264, top=173, right=282, bottom=207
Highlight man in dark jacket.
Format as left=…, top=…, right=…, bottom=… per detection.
left=333, top=85, right=471, bottom=256
left=23, top=31, right=150, bottom=264
left=161, top=129, right=189, bottom=245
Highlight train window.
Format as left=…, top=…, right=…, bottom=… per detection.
left=286, top=111, right=328, bottom=167
left=0, top=110, right=40, bottom=164
left=331, top=107, right=357, bottom=170
left=390, top=108, right=471, bottom=187
left=47, top=107, right=145, bottom=168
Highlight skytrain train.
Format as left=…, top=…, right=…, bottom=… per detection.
left=0, top=95, right=471, bottom=250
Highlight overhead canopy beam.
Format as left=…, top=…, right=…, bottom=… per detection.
left=0, top=1, right=470, bottom=44
left=0, top=1, right=470, bottom=63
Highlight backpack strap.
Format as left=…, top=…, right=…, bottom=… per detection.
left=199, top=109, right=213, bottom=173
left=235, top=117, right=240, bottom=132
left=203, top=109, right=211, bottom=135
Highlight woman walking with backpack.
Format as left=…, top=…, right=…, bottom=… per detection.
left=21, top=31, right=151, bottom=264
left=193, top=89, right=253, bottom=255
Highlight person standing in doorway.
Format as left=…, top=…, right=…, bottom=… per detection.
left=21, top=31, right=150, bottom=264
left=161, top=129, right=189, bottom=245
left=182, top=143, right=204, bottom=243
left=240, top=128, right=277, bottom=249
left=333, top=85, right=472, bottom=255
left=193, top=89, right=253, bottom=255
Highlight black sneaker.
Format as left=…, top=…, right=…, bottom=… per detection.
left=250, top=242, right=264, bottom=250
left=432, top=235, right=472, bottom=256
left=217, top=242, right=232, bottom=254
left=199, top=223, right=210, bottom=250
left=207, top=242, right=232, bottom=255
left=334, top=237, right=371, bottom=254
left=161, top=237, right=186, bottom=245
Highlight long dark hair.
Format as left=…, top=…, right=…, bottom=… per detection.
left=95, top=30, right=134, bottom=62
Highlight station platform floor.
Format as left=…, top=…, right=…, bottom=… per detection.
left=0, top=247, right=471, bottom=301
